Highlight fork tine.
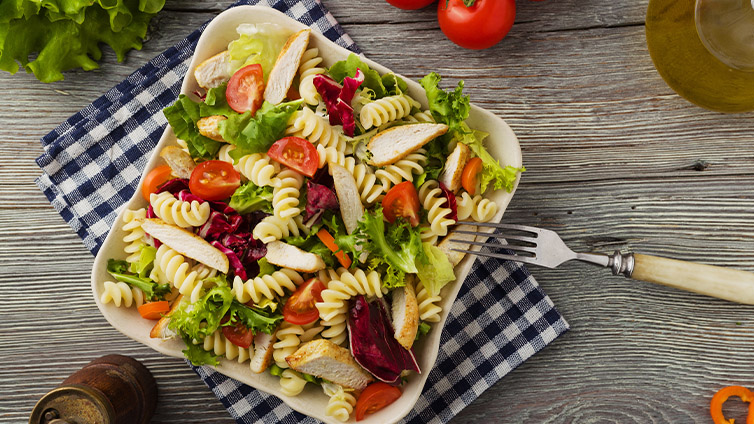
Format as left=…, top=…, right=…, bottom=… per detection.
left=450, top=249, right=540, bottom=266
left=455, top=239, right=538, bottom=254
left=456, top=221, right=540, bottom=235
left=452, top=230, right=538, bottom=244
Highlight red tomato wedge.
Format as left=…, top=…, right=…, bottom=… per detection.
left=382, top=181, right=420, bottom=226
left=316, top=228, right=352, bottom=268
left=283, top=278, right=326, bottom=325
left=267, top=136, right=318, bottom=177
left=226, top=64, right=265, bottom=114
left=355, top=382, right=402, bottom=421
left=461, top=157, right=483, bottom=195
left=221, top=315, right=254, bottom=349
left=137, top=301, right=170, bottom=320
left=189, top=160, right=241, bottom=201
left=141, top=165, right=173, bottom=201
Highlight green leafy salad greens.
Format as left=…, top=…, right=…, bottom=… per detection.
left=0, top=0, right=166, bottom=82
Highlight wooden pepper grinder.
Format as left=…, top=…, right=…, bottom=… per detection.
left=29, top=354, right=157, bottom=424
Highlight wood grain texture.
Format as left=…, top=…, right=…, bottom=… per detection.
left=2, top=0, right=754, bottom=423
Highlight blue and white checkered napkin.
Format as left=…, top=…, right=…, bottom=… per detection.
left=36, top=0, right=569, bottom=422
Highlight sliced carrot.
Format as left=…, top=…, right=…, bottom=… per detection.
left=138, top=301, right=170, bottom=320
left=710, top=385, right=754, bottom=424
left=316, top=228, right=352, bottom=268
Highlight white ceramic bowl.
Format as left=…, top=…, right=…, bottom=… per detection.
left=90, top=6, right=522, bottom=423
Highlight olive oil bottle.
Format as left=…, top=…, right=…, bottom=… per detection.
left=646, top=0, right=754, bottom=112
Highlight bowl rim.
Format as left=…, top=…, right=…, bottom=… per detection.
left=90, top=5, right=522, bottom=424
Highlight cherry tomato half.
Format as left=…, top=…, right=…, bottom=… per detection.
left=385, top=0, right=436, bottom=10
left=461, top=157, right=483, bottom=195
left=221, top=315, right=254, bottom=348
left=267, top=136, right=319, bottom=178
left=283, top=278, right=326, bottom=325
left=189, top=160, right=241, bottom=201
left=226, top=64, right=265, bottom=114
left=382, top=181, right=420, bottom=226
left=141, top=165, right=173, bottom=201
left=355, top=382, right=402, bottom=421
left=438, top=0, right=515, bottom=50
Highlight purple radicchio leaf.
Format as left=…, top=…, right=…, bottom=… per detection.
left=305, top=181, right=339, bottom=221
left=313, top=70, right=364, bottom=137
left=156, top=178, right=190, bottom=195
left=347, top=295, right=421, bottom=384
left=211, top=240, right=247, bottom=281
left=437, top=182, right=458, bottom=222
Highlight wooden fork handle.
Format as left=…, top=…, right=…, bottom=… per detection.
left=631, top=253, right=754, bottom=305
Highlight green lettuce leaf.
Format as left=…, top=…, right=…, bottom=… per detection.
left=257, top=258, right=276, bottom=277
left=229, top=181, right=273, bottom=214
left=227, top=23, right=290, bottom=79
left=128, top=244, right=156, bottom=277
left=107, top=258, right=170, bottom=300
left=351, top=209, right=425, bottom=289
left=162, top=94, right=223, bottom=160
left=456, top=123, right=525, bottom=193
left=415, top=322, right=431, bottom=341
left=226, top=301, right=283, bottom=336
left=420, top=72, right=523, bottom=193
left=220, top=100, right=303, bottom=159
left=169, top=285, right=234, bottom=341
left=416, top=242, right=456, bottom=297
left=0, top=0, right=164, bottom=83
left=328, top=53, right=407, bottom=99
left=419, top=72, right=470, bottom=133
left=201, top=83, right=236, bottom=117
left=181, top=334, right=220, bottom=366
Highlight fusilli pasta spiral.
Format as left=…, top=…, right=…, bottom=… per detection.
left=456, top=192, right=497, bottom=222
left=100, top=281, right=145, bottom=308
left=154, top=244, right=204, bottom=302
left=217, top=144, right=240, bottom=170
left=403, top=110, right=435, bottom=123
left=273, top=321, right=304, bottom=368
left=237, top=153, right=281, bottom=188
left=415, top=281, right=442, bottom=323
left=150, top=191, right=211, bottom=228
left=279, top=369, right=308, bottom=397
left=252, top=215, right=304, bottom=244
left=271, top=168, right=303, bottom=221
left=418, top=180, right=455, bottom=243
left=298, top=48, right=326, bottom=105
left=122, top=208, right=147, bottom=264
left=333, top=157, right=384, bottom=204
left=359, top=94, right=420, bottom=129
left=286, top=107, right=345, bottom=151
left=231, top=268, right=303, bottom=304
left=375, top=148, right=427, bottom=190
left=322, top=383, right=356, bottom=422
left=203, top=330, right=252, bottom=363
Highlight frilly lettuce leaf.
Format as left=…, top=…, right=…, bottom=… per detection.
left=0, top=0, right=164, bottom=82
left=228, top=23, right=290, bottom=79
left=219, top=99, right=302, bottom=159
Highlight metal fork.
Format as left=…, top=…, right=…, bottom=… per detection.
left=450, top=221, right=754, bottom=305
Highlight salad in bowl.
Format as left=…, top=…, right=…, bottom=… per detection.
left=91, top=6, right=523, bottom=424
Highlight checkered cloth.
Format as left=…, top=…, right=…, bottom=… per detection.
left=35, top=0, right=569, bottom=422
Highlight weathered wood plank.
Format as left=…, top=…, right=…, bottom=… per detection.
left=3, top=0, right=754, bottom=423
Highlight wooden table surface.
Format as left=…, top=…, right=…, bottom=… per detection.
left=3, top=0, right=754, bottom=422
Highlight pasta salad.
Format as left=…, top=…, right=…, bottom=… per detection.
left=101, top=23, right=523, bottom=422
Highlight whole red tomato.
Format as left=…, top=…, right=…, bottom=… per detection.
left=438, top=0, right=515, bottom=50
left=386, top=0, right=436, bottom=9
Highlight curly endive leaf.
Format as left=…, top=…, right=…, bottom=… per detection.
left=0, top=0, right=165, bottom=82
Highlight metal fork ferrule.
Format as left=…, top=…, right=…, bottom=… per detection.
left=608, top=251, right=635, bottom=277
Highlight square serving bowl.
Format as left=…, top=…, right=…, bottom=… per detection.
left=90, top=5, right=522, bottom=423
